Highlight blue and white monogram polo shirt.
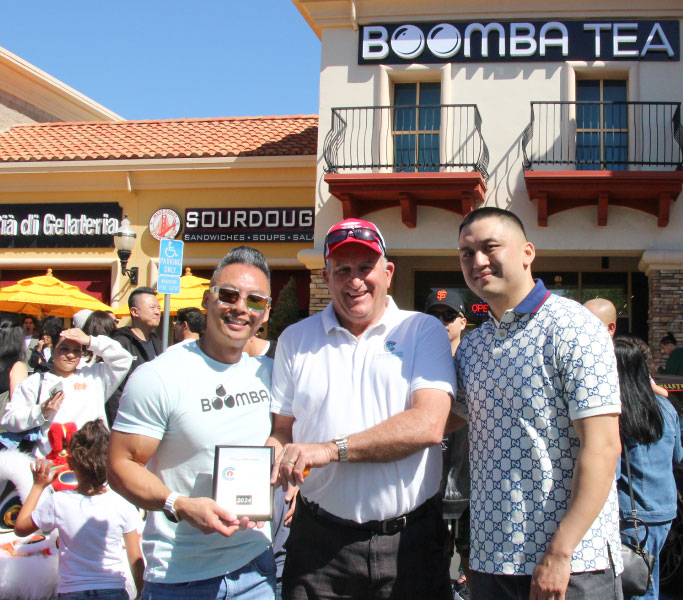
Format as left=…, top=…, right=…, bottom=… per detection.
left=454, top=280, right=623, bottom=575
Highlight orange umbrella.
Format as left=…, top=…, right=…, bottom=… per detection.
left=113, top=268, right=209, bottom=317
left=0, top=269, right=114, bottom=318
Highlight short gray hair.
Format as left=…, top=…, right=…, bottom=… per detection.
left=212, top=246, right=270, bottom=285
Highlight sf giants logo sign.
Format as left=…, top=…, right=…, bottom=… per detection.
left=436, top=289, right=448, bottom=301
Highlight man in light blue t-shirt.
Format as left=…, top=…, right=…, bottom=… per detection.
left=108, top=247, right=277, bottom=600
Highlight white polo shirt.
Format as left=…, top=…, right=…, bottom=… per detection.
left=271, top=296, right=456, bottom=523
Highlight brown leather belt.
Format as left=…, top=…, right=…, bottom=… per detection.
left=300, top=494, right=438, bottom=535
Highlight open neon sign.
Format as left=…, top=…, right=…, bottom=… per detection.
left=471, top=303, right=489, bottom=315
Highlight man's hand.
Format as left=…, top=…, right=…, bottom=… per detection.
left=272, top=442, right=336, bottom=488
left=174, top=496, right=261, bottom=537
left=530, top=551, right=571, bottom=600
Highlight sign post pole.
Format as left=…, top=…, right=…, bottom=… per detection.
left=161, top=294, right=171, bottom=352
left=157, top=238, right=184, bottom=352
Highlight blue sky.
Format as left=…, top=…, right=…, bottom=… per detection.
left=0, top=1, right=321, bottom=120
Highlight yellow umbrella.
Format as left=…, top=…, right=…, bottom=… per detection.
left=113, top=268, right=209, bottom=317
left=0, top=269, right=114, bottom=318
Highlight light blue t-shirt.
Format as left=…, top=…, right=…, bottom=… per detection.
left=113, top=341, right=273, bottom=583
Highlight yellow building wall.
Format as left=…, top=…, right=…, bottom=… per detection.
left=0, top=160, right=316, bottom=308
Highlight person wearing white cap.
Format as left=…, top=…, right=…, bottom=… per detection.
left=72, top=309, right=93, bottom=331
left=269, top=217, right=456, bottom=599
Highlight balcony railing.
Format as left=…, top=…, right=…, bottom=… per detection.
left=522, top=101, right=683, bottom=171
left=323, top=104, right=490, bottom=181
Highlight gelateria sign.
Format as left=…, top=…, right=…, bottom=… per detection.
left=359, top=20, right=679, bottom=64
left=183, top=207, right=314, bottom=242
left=0, top=203, right=122, bottom=248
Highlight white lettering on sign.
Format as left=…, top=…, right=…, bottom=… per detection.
left=0, top=214, right=18, bottom=235
left=186, top=211, right=199, bottom=228
left=539, top=22, right=568, bottom=57
left=184, top=208, right=314, bottom=230
left=363, top=25, right=390, bottom=60
left=464, top=23, right=506, bottom=57
left=360, top=21, right=677, bottom=61
left=39, top=213, right=119, bottom=236
left=613, top=23, right=639, bottom=57
left=641, top=23, right=675, bottom=57
left=584, top=23, right=612, bottom=57
left=509, top=23, right=537, bottom=57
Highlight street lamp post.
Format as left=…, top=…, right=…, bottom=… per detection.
left=113, top=214, right=139, bottom=285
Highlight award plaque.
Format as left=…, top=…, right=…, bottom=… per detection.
left=212, top=445, right=274, bottom=520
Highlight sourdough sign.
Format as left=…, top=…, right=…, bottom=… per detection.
left=359, top=20, right=679, bottom=64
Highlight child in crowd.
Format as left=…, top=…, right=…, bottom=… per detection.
left=14, top=420, right=144, bottom=599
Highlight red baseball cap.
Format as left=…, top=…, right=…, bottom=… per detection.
left=324, top=218, right=387, bottom=262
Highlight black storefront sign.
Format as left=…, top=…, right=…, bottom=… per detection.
left=183, top=207, right=314, bottom=243
left=0, top=203, right=122, bottom=248
left=359, top=20, right=679, bottom=64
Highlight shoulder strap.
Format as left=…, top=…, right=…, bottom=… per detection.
left=622, top=442, right=649, bottom=549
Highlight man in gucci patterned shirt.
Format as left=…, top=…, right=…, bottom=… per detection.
left=453, top=207, right=623, bottom=600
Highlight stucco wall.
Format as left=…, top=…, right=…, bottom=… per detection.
left=311, top=6, right=683, bottom=259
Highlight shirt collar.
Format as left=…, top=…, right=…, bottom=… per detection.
left=514, top=279, right=551, bottom=315
left=321, top=295, right=398, bottom=336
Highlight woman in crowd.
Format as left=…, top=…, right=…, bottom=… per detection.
left=83, top=311, right=117, bottom=339
left=81, top=311, right=118, bottom=367
left=28, top=316, right=64, bottom=373
left=1, top=328, right=132, bottom=457
left=0, top=317, right=28, bottom=399
left=615, top=336, right=683, bottom=599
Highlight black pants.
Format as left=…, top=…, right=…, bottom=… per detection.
left=282, top=498, right=452, bottom=600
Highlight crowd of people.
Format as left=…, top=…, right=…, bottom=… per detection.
left=0, top=207, right=680, bottom=600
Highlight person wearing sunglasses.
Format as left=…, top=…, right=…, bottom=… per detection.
left=268, top=218, right=456, bottom=599
left=425, top=288, right=468, bottom=358
left=109, top=246, right=279, bottom=600
left=424, top=288, right=471, bottom=600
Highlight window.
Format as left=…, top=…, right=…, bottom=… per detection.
left=393, top=82, right=441, bottom=172
left=576, top=79, right=628, bottom=170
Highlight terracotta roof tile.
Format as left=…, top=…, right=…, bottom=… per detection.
left=0, top=115, right=318, bottom=162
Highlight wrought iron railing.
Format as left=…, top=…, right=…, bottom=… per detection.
left=323, top=104, right=490, bottom=181
left=522, top=101, right=683, bottom=171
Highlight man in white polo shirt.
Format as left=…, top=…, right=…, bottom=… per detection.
left=268, top=218, right=456, bottom=599
left=454, top=207, right=623, bottom=599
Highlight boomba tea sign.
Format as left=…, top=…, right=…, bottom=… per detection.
left=183, top=207, right=314, bottom=242
left=0, top=203, right=122, bottom=248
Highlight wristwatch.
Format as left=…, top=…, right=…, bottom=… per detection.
left=332, top=435, right=349, bottom=462
left=163, top=492, right=181, bottom=523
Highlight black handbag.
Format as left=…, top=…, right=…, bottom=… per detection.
left=620, top=446, right=655, bottom=597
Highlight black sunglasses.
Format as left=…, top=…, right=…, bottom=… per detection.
left=210, top=286, right=271, bottom=313
left=428, top=310, right=463, bottom=323
left=324, top=227, right=386, bottom=256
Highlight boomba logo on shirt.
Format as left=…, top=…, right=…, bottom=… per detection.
left=200, top=384, right=270, bottom=412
